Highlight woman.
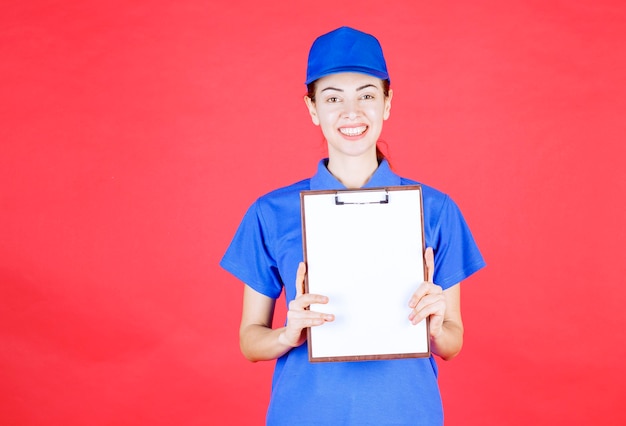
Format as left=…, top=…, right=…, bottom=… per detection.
left=221, top=26, right=485, bottom=425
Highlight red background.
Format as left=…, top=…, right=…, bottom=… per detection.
left=2, top=1, right=625, bottom=424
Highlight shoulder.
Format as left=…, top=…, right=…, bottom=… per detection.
left=256, top=178, right=310, bottom=203
left=399, top=176, right=451, bottom=212
left=251, top=178, right=311, bottom=217
left=398, top=176, right=466, bottom=234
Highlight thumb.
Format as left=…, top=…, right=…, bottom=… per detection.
left=425, top=247, right=434, bottom=283
left=295, top=262, right=307, bottom=297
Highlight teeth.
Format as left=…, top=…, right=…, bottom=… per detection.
left=340, top=126, right=367, bottom=136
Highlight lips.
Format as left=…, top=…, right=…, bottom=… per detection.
left=339, top=125, right=367, bottom=137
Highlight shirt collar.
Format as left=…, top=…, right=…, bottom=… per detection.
left=310, top=158, right=401, bottom=190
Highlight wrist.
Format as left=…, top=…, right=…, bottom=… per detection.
left=278, top=329, right=297, bottom=348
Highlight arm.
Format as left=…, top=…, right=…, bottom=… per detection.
left=239, top=262, right=334, bottom=362
left=408, top=248, right=464, bottom=361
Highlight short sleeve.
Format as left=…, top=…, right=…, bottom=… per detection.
left=219, top=201, right=284, bottom=299
left=428, top=195, right=486, bottom=289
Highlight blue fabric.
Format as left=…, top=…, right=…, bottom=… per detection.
left=305, top=26, right=389, bottom=85
left=220, top=159, right=486, bottom=425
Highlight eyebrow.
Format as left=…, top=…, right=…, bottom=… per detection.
left=320, top=84, right=379, bottom=93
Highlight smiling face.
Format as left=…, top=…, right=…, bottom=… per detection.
left=305, top=72, right=392, bottom=163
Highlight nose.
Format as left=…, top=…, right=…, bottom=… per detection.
left=343, top=98, right=360, bottom=120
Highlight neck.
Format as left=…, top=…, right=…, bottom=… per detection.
left=327, top=155, right=379, bottom=189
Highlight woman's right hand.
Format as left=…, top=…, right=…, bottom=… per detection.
left=279, top=262, right=334, bottom=348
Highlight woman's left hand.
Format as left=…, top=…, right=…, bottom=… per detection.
left=408, top=247, right=446, bottom=338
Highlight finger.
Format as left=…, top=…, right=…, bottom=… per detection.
left=408, top=282, right=428, bottom=308
left=295, top=262, right=306, bottom=298
left=408, top=285, right=444, bottom=314
left=289, top=309, right=334, bottom=325
left=408, top=280, right=443, bottom=307
left=425, top=247, right=434, bottom=283
left=409, top=297, right=445, bottom=324
left=288, top=292, right=329, bottom=312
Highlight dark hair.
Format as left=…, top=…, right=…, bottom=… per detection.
left=306, top=79, right=391, bottom=163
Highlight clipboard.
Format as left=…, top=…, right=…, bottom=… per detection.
left=300, top=185, right=430, bottom=362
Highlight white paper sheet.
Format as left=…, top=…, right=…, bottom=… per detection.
left=301, top=186, right=429, bottom=361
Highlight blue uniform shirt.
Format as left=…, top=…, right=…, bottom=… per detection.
left=221, top=159, right=485, bottom=426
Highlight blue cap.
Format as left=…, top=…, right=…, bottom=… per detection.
left=305, top=26, right=389, bottom=85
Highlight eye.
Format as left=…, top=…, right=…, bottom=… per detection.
left=361, top=94, right=375, bottom=100
left=326, top=96, right=340, bottom=103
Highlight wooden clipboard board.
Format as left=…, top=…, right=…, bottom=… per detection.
left=300, top=185, right=430, bottom=362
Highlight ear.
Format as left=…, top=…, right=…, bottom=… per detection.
left=304, top=95, right=320, bottom=126
left=383, top=89, right=393, bottom=121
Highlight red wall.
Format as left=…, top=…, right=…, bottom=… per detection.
left=2, top=1, right=625, bottom=424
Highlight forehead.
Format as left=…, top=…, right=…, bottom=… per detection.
left=315, top=72, right=384, bottom=92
